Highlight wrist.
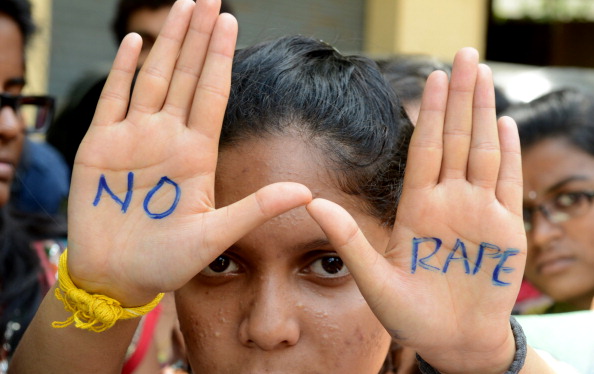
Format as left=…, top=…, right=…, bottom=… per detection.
left=69, top=274, right=158, bottom=308
left=67, top=249, right=158, bottom=307
left=54, top=250, right=164, bottom=332
left=417, top=317, right=523, bottom=374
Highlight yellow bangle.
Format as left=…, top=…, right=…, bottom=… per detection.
left=52, top=249, right=164, bottom=332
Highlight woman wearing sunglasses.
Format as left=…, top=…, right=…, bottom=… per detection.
left=0, top=0, right=68, bottom=369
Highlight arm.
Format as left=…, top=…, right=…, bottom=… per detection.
left=9, top=285, right=139, bottom=374
left=307, top=49, right=556, bottom=373
left=10, top=0, right=310, bottom=372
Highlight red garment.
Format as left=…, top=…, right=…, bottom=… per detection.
left=121, top=305, right=163, bottom=374
left=517, top=278, right=542, bottom=302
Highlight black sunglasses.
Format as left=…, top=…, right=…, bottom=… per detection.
left=0, top=92, right=55, bottom=133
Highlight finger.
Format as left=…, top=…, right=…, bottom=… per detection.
left=163, top=0, right=222, bottom=120
left=306, top=198, right=397, bottom=312
left=128, top=0, right=194, bottom=117
left=187, top=13, right=238, bottom=141
left=402, top=70, right=448, bottom=189
left=467, top=64, right=500, bottom=189
left=440, top=48, right=479, bottom=181
left=495, top=116, right=523, bottom=215
left=199, top=182, right=312, bottom=261
left=92, top=33, right=142, bottom=127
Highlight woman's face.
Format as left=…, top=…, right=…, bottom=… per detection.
left=522, top=137, right=594, bottom=309
left=176, top=136, right=392, bottom=373
left=0, top=13, right=26, bottom=207
left=126, top=6, right=170, bottom=67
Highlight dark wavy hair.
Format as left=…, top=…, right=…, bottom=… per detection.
left=0, top=0, right=35, bottom=45
left=221, top=35, right=413, bottom=227
left=376, top=54, right=451, bottom=107
left=503, top=89, right=594, bottom=155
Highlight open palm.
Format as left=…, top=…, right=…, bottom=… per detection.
left=66, top=0, right=311, bottom=307
left=308, top=49, right=526, bottom=373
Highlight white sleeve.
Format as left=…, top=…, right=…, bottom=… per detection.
left=533, top=348, right=581, bottom=374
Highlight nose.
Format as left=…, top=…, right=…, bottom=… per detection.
left=0, top=106, right=23, bottom=140
left=239, top=276, right=301, bottom=350
left=528, top=210, right=563, bottom=250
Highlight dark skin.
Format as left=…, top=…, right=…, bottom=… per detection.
left=0, top=12, right=26, bottom=207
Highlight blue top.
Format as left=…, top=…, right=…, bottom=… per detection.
left=11, top=138, right=70, bottom=216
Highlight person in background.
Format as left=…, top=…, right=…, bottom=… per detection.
left=377, top=54, right=510, bottom=125
left=496, top=88, right=594, bottom=373
left=503, top=89, right=594, bottom=314
left=10, top=136, right=70, bottom=217
left=0, top=0, right=67, bottom=370
left=376, top=54, right=452, bottom=124
left=6, top=0, right=69, bottom=218
left=46, top=0, right=234, bottom=171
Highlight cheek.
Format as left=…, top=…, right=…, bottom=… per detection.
left=304, top=287, right=391, bottom=372
left=569, top=217, right=594, bottom=262
left=174, top=284, right=239, bottom=369
left=175, top=280, right=391, bottom=373
left=15, top=133, right=24, bottom=161
left=0, top=187, right=10, bottom=207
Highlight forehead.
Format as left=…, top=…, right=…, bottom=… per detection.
left=215, top=136, right=335, bottom=252
left=215, top=135, right=388, bottom=257
left=522, top=137, right=594, bottom=194
left=0, top=13, right=25, bottom=89
left=216, top=136, right=336, bottom=206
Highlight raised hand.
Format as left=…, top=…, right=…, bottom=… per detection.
left=66, top=0, right=311, bottom=306
left=308, top=48, right=526, bottom=373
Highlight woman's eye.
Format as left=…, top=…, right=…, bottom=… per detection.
left=556, top=192, right=583, bottom=208
left=199, top=255, right=239, bottom=276
left=308, top=255, right=350, bottom=278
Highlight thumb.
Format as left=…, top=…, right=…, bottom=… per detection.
left=204, top=181, right=312, bottom=257
left=306, top=198, right=399, bottom=312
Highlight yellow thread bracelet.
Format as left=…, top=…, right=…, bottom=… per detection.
left=52, top=249, right=164, bottom=332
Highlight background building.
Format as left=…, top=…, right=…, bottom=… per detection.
left=26, top=0, right=490, bottom=108
left=26, top=0, right=594, bottom=109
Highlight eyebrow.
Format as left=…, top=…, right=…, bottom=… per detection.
left=295, top=239, right=333, bottom=252
left=228, top=239, right=333, bottom=258
left=546, top=175, right=591, bottom=193
left=4, top=77, right=26, bottom=90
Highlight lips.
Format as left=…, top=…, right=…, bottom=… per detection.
left=0, top=160, right=16, bottom=181
left=536, top=255, right=576, bottom=276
